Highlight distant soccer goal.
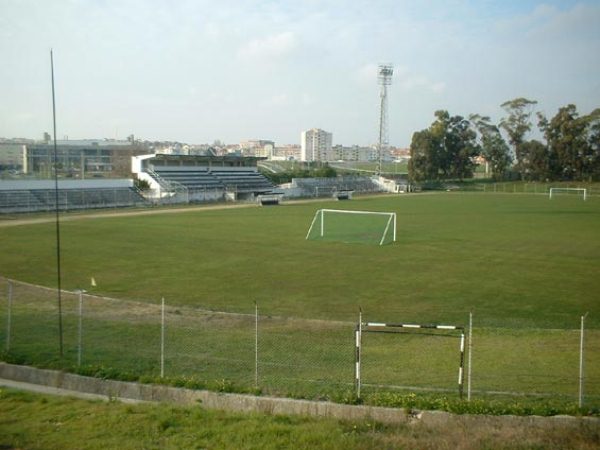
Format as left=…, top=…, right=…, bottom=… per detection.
left=549, top=187, right=587, bottom=201
left=305, top=209, right=396, bottom=246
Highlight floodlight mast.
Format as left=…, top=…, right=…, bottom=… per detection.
left=377, top=64, right=393, bottom=176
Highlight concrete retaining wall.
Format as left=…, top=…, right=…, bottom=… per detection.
left=0, top=363, right=407, bottom=424
left=0, top=363, right=597, bottom=429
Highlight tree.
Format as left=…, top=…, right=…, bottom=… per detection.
left=408, top=129, right=441, bottom=181
left=538, top=105, right=591, bottom=181
left=409, top=111, right=479, bottom=181
left=586, top=108, right=600, bottom=180
left=499, top=98, right=538, bottom=177
left=134, top=178, right=151, bottom=190
left=469, top=114, right=511, bottom=180
left=519, top=140, right=549, bottom=181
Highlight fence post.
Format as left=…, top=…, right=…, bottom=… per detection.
left=255, top=302, right=259, bottom=388
left=161, top=297, right=165, bottom=378
left=579, top=312, right=588, bottom=408
left=459, top=332, right=465, bottom=399
left=467, top=312, right=473, bottom=401
left=6, top=281, right=13, bottom=352
left=355, top=308, right=362, bottom=399
left=77, top=290, right=84, bottom=366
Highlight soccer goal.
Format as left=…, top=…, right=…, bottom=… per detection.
left=305, top=209, right=396, bottom=246
left=549, top=187, right=587, bottom=201
left=355, top=318, right=466, bottom=399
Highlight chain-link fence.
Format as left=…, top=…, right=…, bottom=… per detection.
left=456, top=182, right=600, bottom=197
left=1, top=277, right=598, bottom=408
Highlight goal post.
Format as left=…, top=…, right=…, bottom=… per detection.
left=355, top=319, right=466, bottom=399
left=549, top=187, right=587, bottom=201
left=306, top=209, right=396, bottom=246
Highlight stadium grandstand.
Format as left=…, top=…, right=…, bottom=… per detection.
left=281, top=176, right=383, bottom=198
left=0, top=179, right=146, bottom=214
left=133, top=153, right=276, bottom=203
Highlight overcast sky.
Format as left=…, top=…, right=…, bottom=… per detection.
left=1, top=0, right=599, bottom=147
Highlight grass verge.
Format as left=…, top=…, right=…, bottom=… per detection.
left=1, top=388, right=599, bottom=450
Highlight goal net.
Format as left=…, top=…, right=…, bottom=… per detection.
left=305, top=209, right=396, bottom=245
left=549, top=187, right=587, bottom=201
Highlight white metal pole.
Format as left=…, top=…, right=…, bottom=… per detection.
left=579, top=312, right=588, bottom=408
left=468, top=312, right=473, bottom=401
left=357, top=309, right=362, bottom=398
left=77, top=290, right=83, bottom=366
left=320, top=209, right=324, bottom=237
left=458, top=333, right=465, bottom=399
left=160, top=297, right=165, bottom=378
left=305, top=210, right=319, bottom=240
left=6, top=281, right=13, bottom=352
left=255, top=302, right=259, bottom=388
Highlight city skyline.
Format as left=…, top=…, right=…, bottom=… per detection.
left=1, top=0, right=599, bottom=147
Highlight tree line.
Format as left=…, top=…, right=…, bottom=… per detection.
left=408, top=98, right=600, bottom=182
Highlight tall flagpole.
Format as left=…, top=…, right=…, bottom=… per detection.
left=51, top=49, right=64, bottom=357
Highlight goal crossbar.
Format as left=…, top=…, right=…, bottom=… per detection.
left=549, top=187, right=587, bottom=201
left=355, top=319, right=466, bottom=399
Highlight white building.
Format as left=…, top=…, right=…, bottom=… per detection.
left=332, top=145, right=377, bottom=162
left=301, top=128, right=332, bottom=161
left=240, top=140, right=275, bottom=158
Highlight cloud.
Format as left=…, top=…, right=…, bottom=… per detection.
left=430, top=81, right=446, bottom=93
left=398, top=74, right=445, bottom=94
left=494, top=2, right=600, bottom=41
left=301, top=92, right=314, bottom=106
left=354, top=63, right=378, bottom=84
left=237, top=31, right=297, bottom=61
left=263, top=93, right=290, bottom=107
left=14, top=112, right=35, bottom=122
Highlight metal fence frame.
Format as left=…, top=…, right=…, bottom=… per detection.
left=0, top=277, right=597, bottom=407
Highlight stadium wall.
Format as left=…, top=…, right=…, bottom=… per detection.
left=0, top=179, right=133, bottom=191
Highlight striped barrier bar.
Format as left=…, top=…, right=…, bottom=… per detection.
left=364, top=322, right=464, bottom=330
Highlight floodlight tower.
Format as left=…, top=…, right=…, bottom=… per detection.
left=377, top=64, right=393, bottom=175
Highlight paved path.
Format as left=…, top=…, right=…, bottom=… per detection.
left=0, top=202, right=260, bottom=228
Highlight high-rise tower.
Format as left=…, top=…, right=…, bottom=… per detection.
left=301, top=128, right=333, bottom=161
left=377, top=64, right=393, bottom=175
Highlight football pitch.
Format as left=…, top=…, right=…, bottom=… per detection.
left=1, top=192, right=598, bottom=328
left=1, top=192, right=599, bottom=407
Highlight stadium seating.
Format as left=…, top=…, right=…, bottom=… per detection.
left=152, top=167, right=223, bottom=190
left=150, top=167, right=274, bottom=194
left=211, top=169, right=273, bottom=193
left=0, top=187, right=146, bottom=213
left=291, top=176, right=381, bottom=197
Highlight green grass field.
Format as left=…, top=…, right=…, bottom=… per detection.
left=1, top=192, right=598, bottom=327
left=1, top=192, right=599, bottom=410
